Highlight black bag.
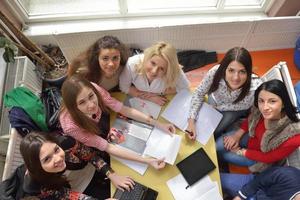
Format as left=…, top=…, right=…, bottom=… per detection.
left=0, top=165, right=26, bottom=200
left=41, top=87, right=62, bottom=131
left=177, top=50, right=217, bottom=72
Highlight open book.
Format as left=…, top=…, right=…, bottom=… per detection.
left=161, top=90, right=223, bottom=145
left=110, top=116, right=153, bottom=175
left=111, top=115, right=182, bottom=170
left=110, top=116, right=152, bottom=155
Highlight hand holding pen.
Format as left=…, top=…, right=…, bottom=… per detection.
left=186, top=118, right=197, bottom=140
left=185, top=130, right=196, bottom=140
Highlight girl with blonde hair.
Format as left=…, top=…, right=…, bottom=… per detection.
left=119, top=41, right=189, bottom=105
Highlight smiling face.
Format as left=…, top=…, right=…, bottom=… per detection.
left=144, top=55, right=168, bottom=82
left=39, top=142, right=66, bottom=173
left=98, top=48, right=121, bottom=78
left=225, top=61, right=248, bottom=90
left=76, top=86, right=99, bottom=117
left=258, top=90, right=283, bottom=120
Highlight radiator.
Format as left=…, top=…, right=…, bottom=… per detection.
left=0, top=56, right=42, bottom=137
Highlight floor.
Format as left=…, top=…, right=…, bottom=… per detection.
left=185, top=48, right=300, bottom=174
left=186, top=48, right=300, bottom=89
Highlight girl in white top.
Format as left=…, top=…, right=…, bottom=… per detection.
left=119, top=42, right=190, bottom=105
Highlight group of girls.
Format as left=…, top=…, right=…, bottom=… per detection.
left=1, top=35, right=300, bottom=200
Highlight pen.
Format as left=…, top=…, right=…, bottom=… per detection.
left=185, top=185, right=190, bottom=189
left=185, top=130, right=193, bottom=136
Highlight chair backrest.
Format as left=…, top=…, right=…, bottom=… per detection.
left=261, top=61, right=299, bottom=119
left=2, top=128, right=24, bottom=181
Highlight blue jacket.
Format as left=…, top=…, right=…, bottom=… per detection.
left=238, top=166, right=300, bottom=200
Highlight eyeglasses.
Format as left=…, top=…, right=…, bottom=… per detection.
left=100, top=56, right=121, bottom=63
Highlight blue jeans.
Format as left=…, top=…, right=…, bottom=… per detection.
left=216, top=130, right=256, bottom=166
left=221, top=172, right=254, bottom=198
left=208, top=95, right=249, bottom=139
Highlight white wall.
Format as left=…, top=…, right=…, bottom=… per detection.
left=27, top=16, right=300, bottom=63
left=0, top=49, right=8, bottom=117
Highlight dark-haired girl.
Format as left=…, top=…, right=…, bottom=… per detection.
left=187, top=47, right=262, bottom=140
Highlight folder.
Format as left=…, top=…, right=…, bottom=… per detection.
left=176, top=148, right=216, bottom=187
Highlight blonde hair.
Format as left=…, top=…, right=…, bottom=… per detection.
left=135, top=41, right=181, bottom=88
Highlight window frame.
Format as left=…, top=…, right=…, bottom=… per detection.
left=7, top=0, right=274, bottom=23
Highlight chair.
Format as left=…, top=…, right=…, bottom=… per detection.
left=261, top=62, right=298, bottom=108
left=2, top=128, right=24, bottom=181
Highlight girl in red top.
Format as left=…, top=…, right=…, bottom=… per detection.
left=216, top=79, right=300, bottom=171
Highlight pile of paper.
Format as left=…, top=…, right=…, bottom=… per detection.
left=167, top=174, right=222, bottom=200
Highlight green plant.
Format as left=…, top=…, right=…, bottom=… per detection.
left=0, top=11, right=67, bottom=84
left=0, top=36, right=17, bottom=63
left=0, top=35, right=56, bottom=71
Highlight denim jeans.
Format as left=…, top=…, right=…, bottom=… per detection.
left=216, top=130, right=256, bottom=167
left=221, top=172, right=254, bottom=198
left=207, top=95, right=249, bottom=139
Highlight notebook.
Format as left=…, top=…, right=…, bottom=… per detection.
left=176, top=148, right=216, bottom=187
left=113, top=181, right=158, bottom=200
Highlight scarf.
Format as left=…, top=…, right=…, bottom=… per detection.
left=247, top=107, right=300, bottom=172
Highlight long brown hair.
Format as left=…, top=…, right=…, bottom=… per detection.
left=87, top=35, right=129, bottom=83
left=61, top=75, right=108, bottom=135
left=20, top=132, right=69, bottom=189
left=68, top=36, right=129, bottom=83
left=254, top=79, right=299, bottom=122
left=208, top=47, right=253, bottom=103
left=67, top=52, right=89, bottom=77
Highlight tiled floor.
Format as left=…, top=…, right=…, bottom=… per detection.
left=185, top=48, right=300, bottom=174
left=186, top=48, right=300, bottom=89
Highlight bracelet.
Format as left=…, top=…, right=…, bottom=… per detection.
left=236, top=149, right=244, bottom=156
left=105, top=168, right=115, bottom=177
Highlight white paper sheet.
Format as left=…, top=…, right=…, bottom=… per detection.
left=144, top=127, right=182, bottom=165
left=112, top=154, right=148, bottom=175
left=161, top=90, right=191, bottom=131
left=197, top=182, right=223, bottom=200
left=129, top=97, right=162, bottom=119
left=167, top=174, right=222, bottom=200
left=161, top=90, right=223, bottom=145
left=194, top=103, right=223, bottom=144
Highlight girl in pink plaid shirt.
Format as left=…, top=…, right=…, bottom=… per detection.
left=59, top=75, right=175, bottom=186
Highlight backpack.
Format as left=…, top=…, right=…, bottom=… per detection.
left=40, top=87, right=62, bottom=131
